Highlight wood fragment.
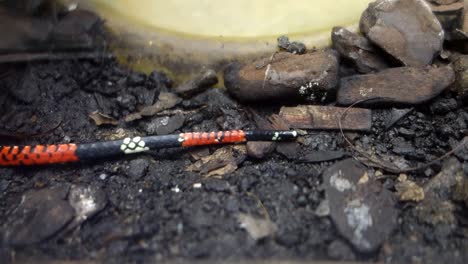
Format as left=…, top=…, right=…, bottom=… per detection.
left=279, top=105, right=372, bottom=131
left=337, top=66, right=455, bottom=106
left=89, top=111, right=118, bottom=126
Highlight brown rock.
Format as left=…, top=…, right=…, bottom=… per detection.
left=246, top=141, right=275, bottom=159
left=279, top=105, right=372, bottom=131
left=337, top=66, right=455, bottom=106
left=452, top=55, right=468, bottom=99
left=427, top=0, right=460, bottom=5
left=360, top=0, right=444, bottom=66
left=427, top=0, right=465, bottom=40
left=174, top=69, right=218, bottom=98
left=322, top=159, right=398, bottom=253
left=3, top=185, right=75, bottom=246
left=224, top=50, right=339, bottom=102
left=331, top=27, right=389, bottom=73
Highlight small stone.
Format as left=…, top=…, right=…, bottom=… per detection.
left=275, top=142, right=300, bottom=160
left=3, top=185, right=74, bottom=246
left=337, top=66, right=455, bottom=106
left=424, top=158, right=463, bottom=200
left=395, top=175, right=425, bottom=202
left=360, top=0, right=444, bottom=66
left=246, top=142, right=275, bottom=159
left=125, top=158, right=149, bottom=179
left=430, top=98, right=459, bottom=114
left=298, top=151, right=346, bottom=163
left=277, top=35, right=306, bottom=54
left=204, top=179, right=231, bottom=192
left=127, top=72, right=147, bottom=86
left=322, top=159, right=398, bottom=252
left=143, top=114, right=185, bottom=135
left=327, top=240, right=356, bottom=261
left=315, top=200, right=330, bottom=217
left=398, top=128, right=416, bottom=138
left=237, top=213, right=277, bottom=241
left=384, top=108, right=414, bottom=130
left=224, top=50, right=339, bottom=102
left=331, top=27, right=389, bottom=73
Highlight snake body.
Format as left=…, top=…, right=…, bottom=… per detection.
left=0, top=130, right=298, bottom=166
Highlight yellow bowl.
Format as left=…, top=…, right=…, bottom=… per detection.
left=82, top=0, right=373, bottom=82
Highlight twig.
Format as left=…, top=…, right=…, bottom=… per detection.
left=0, top=121, right=62, bottom=141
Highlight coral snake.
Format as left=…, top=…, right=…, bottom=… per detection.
left=0, top=130, right=298, bottom=166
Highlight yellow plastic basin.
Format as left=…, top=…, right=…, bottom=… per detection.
left=83, top=0, right=373, bottom=82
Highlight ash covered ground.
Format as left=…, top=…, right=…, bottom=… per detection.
left=0, top=57, right=466, bottom=263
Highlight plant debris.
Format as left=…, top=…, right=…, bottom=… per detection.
left=89, top=111, right=118, bottom=126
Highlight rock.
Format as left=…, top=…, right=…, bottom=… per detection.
left=427, top=0, right=465, bottom=40
left=275, top=142, right=300, bottom=160
left=453, top=173, right=468, bottom=207
left=279, top=105, right=372, bottom=131
left=143, top=114, right=185, bottom=135
left=246, top=142, right=275, bottom=159
left=322, top=159, right=398, bottom=252
left=67, top=185, right=107, bottom=228
left=327, top=240, right=356, bottom=261
left=384, top=108, right=414, bottom=129
left=331, top=27, right=389, bottom=73
left=424, top=158, right=463, bottom=200
left=415, top=158, right=464, bottom=227
left=204, top=179, right=231, bottom=192
left=3, top=185, right=75, bottom=246
left=297, top=150, right=347, bottom=163
left=337, top=66, right=455, bottom=106
left=127, top=72, right=147, bottom=86
left=416, top=200, right=457, bottom=225
left=237, top=213, right=277, bottom=241
left=452, top=55, right=468, bottom=100
left=277, top=35, right=306, bottom=54
left=124, top=158, right=149, bottom=179
left=174, top=69, right=218, bottom=98
left=395, top=174, right=425, bottom=202
left=315, top=200, right=331, bottom=217
left=360, top=0, right=444, bottom=66
left=430, top=98, right=459, bottom=114
left=224, top=50, right=339, bottom=102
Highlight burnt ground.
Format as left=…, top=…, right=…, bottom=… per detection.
left=0, top=58, right=467, bottom=263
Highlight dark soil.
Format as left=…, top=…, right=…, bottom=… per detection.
left=0, top=57, right=467, bottom=263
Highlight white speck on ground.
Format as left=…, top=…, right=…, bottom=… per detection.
left=344, top=199, right=372, bottom=250
left=330, top=170, right=355, bottom=192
